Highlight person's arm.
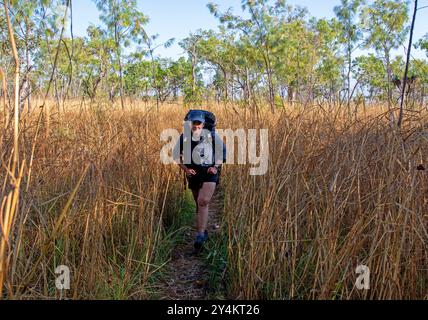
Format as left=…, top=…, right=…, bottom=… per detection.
left=173, top=134, right=196, bottom=175
left=178, top=163, right=196, bottom=175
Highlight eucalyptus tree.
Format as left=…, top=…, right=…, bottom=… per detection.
left=140, top=33, right=174, bottom=110
left=391, top=55, right=428, bottom=108
left=398, top=0, right=419, bottom=127
left=207, top=0, right=315, bottom=110
left=184, top=29, right=237, bottom=103
left=8, top=1, right=38, bottom=111
left=355, top=54, right=388, bottom=101
left=334, top=0, right=365, bottom=109
left=124, top=58, right=151, bottom=98
left=208, top=0, right=278, bottom=112
left=309, top=17, right=343, bottom=105
left=409, top=59, right=428, bottom=105
left=167, top=57, right=194, bottom=101
left=272, top=16, right=310, bottom=106
left=153, top=58, right=195, bottom=104
left=361, top=0, right=409, bottom=111
left=81, top=25, right=115, bottom=101
left=0, top=0, right=66, bottom=112
left=93, top=0, right=148, bottom=109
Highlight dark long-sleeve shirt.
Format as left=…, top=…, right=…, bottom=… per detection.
left=173, top=131, right=226, bottom=169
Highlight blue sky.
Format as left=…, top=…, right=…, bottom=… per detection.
left=71, top=0, right=427, bottom=60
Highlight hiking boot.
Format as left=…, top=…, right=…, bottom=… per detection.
left=193, top=234, right=206, bottom=254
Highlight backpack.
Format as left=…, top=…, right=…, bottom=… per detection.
left=184, top=109, right=217, bottom=132
left=183, top=109, right=225, bottom=164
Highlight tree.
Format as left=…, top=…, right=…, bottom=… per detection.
left=0, top=0, right=21, bottom=297
left=355, top=54, right=388, bottom=101
left=361, top=0, right=409, bottom=113
left=309, top=17, right=343, bottom=105
left=124, top=59, right=151, bottom=98
left=82, top=26, right=115, bottom=101
left=0, top=0, right=65, bottom=113
left=140, top=33, right=175, bottom=110
left=93, top=0, right=148, bottom=110
left=179, top=33, right=201, bottom=101
left=208, top=0, right=290, bottom=112
left=334, top=0, right=365, bottom=110
left=398, top=0, right=418, bottom=127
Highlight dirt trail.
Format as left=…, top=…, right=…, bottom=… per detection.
left=157, top=186, right=224, bottom=300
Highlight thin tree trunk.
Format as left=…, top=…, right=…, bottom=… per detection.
left=41, top=1, right=69, bottom=138
left=398, top=0, right=418, bottom=128
left=0, top=67, right=8, bottom=127
left=231, top=73, right=234, bottom=103
left=54, top=76, right=61, bottom=112
left=245, top=66, right=252, bottom=109
left=224, top=69, right=228, bottom=102
left=266, top=66, right=275, bottom=113
left=347, top=40, right=352, bottom=115
left=191, top=50, right=197, bottom=94
left=0, top=0, right=21, bottom=297
left=149, top=50, right=159, bottom=111
left=25, top=17, right=31, bottom=113
left=118, top=54, right=125, bottom=110
left=3, top=1, right=20, bottom=172
left=288, top=84, right=294, bottom=106
left=384, top=49, right=395, bottom=124
left=114, top=12, right=125, bottom=111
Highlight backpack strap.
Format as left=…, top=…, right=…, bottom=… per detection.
left=210, top=130, right=215, bottom=166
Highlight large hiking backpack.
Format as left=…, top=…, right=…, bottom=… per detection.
left=181, top=110, right=224, bottom=189
left=183, top=109, right=225, bottom=163
left=184, top=109, right=217, bottom=132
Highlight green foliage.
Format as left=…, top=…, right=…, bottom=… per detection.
left=355, top=54, right=388, bottom=97
left=124, top=60, right=152, bottom=97
left=416, top=34, right=428, bottom=58
left=204, top=230, right=228, bottom=299
left=334, top=0, right=365, bottom=46
left=361, top=0, right=409, bottom=53
left=93, top=0, right=148, bottom=48
left=1, top=0, right=426, bottom=108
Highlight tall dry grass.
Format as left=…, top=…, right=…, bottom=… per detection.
left=220, top=105, right=428, bottom=299
left=0, top=101, right=187, bottom=299
left=1, top=100, right=427, bottom=299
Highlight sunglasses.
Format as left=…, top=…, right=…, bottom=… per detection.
left=192, top=121, right=203, bottom=126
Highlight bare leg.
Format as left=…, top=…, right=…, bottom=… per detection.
left=196, top=182, right=216, bottom=234
left=191, top=188, right=199, bottom=214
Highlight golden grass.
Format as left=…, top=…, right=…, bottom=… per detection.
left=220, top=104, right=428, bottom=299
left=0, top=102, right=187, bottom=299
left=0, top=100, right=427, bottom=299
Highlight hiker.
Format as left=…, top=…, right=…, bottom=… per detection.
left=173, top=110, right=226, bottom=253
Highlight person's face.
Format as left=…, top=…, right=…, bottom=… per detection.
left=192, top=121, right=204, bottom=132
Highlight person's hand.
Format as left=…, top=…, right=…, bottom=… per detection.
left=185, top=168, right=197, bottom=176
left=207, top=167, right=218, bottom=175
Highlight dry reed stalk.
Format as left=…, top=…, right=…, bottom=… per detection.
left=0, top=0, right=21, bottom=298
left=0, top=67, right=8, bottom=128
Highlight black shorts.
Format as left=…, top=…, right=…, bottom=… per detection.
left=187, top=167, right=220, bottom=190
